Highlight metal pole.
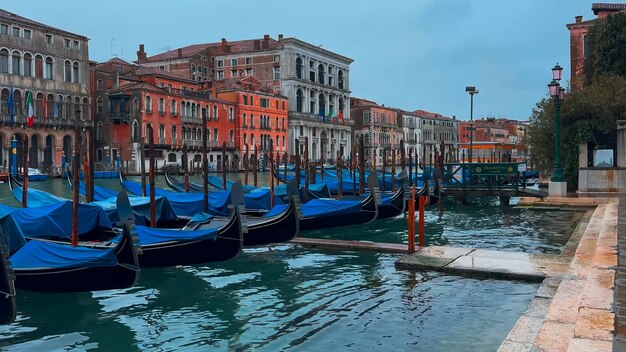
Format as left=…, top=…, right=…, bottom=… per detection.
left=552, top=98, right=564, bottom=181
left=469, top=93, right=474, bottom=165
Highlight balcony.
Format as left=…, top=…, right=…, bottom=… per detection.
left=109, top=111, right=131, bottom=124
left=172, top=138, right=178, bottom=145
left=181, top=116, right=202, bottom=125
left=288, top=111, right=352, bottom=127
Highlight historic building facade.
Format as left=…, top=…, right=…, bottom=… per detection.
left=397, top=109, right=422, bottom=160
left=279, top=37, right=353, bottom=161
left=0, top=9, right=90, bottom=174
left=566, top=3, right=626, bottom=87
left=350, top=98, right=401, bottom=166
left=213, top=76, right=288, bottom=164
left=92, top=58, right=238, bottom=173
left=414, top=110, right=459, bottom=164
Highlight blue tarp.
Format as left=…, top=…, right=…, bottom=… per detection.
left=262, top=204, right=289, bottom=218
left=300, top=198, right=362, bottom=218
left=207, top=175, right=256, bottom=193
left=0, top=213, right=27, bottom=253
left=91, top=195, right=178, bottom=226
left=0, top=201, right=112, bottom=243
left=122, top=179, right=231, bottom=217
left=10, top=240, right=118, bottom=269
left=78, top=181, right=119, bottom=201
left=134, top=225, right=219, bottom=246
left=244, top=188, right=285, bottom=210
left=11, top=185, right=66, bottom=207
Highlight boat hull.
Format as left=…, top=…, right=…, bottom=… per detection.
left=299, top=194, right=378, bottom=231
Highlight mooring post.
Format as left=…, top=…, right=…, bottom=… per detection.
left=253, top=144, right=258, bottom=187
left=359, top=135, right=365, bottom=195
left=408, top=148, right=413, bottom=187
left=244, top=144, right=249, bottom=185
left=408, top=185, right=416, bottom=253
left=147, top=124, right=156, bottom=228
left=337, top=149, right=343, bottom=198
left=21, top=134, right=28, bottom=208
left=304, top=137, right=309, bottom=201
left=295, top=139, right=300, bottom=187
left=418, top=195, right=426, bottom=247
left=270, top=141, right=274, bottom=208
left=71, top=127, right=80, bottom=246
left=283, top=151, right=288, bottom=184
left=391, top=150, right=396, bottom=192
left=352, top=147, right=357, bottom=195
left=381, top=148, right=386, bottom=193
left=183, top=144, right=189, bottom=192
left=140, top=128, right=146, bottom=197
left=222, top=142, right=227, bottom=190
left=202, top=110, right=209, bottom=213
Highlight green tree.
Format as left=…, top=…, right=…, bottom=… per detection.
left=585, top=12, right=626, bottom=84
left=527, top=74, right=626, bottom=189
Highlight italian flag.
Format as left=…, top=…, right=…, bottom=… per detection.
left=26, top=91, right=34, bottom=127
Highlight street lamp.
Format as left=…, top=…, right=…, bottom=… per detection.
left=547, top=64, right=565, bottom=183
left=465, top=86, right=478, bottom=164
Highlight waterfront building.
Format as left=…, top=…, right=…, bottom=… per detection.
left=458, top=118, right=527, bottom=162
left=396, top=109, right=423, bottom=161
left=92, top=58, right=237, bottom=172
left=212, top=76, right=289, bottom=165
left=566, top=3, right=626, bottom=87
left=350, top=98, right=401, bottom=166
left=0, top=9, right=90, bottom=174
left=413, top=110, right=459, bottom=164
left=140, top=35, right=353, bottom=162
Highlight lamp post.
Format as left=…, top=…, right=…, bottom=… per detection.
left=547, top=63, right=567, bottom=197
left=547, top=64, right=565, bottom=183
left=465, top=86, right=478, bottom=164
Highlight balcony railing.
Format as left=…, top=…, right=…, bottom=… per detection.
left=181, top=116, right=202, bottom=125
left=0, top=115, right=88, bottom=129
left=288, top=111, right=352, bottom=126
left=172, top=138, right=178, bottom=145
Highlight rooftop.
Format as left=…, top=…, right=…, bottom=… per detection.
left=0, top=9, right=88, bottom=40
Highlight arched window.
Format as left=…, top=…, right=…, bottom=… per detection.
left=171, top=126, right=177, bottom=142
left=250, top=134, right=255, bottom=146
left=318, top=93, right=325, bottom=116
left=0, top=49, right=8, bottom=73
left=191, top=103, right=196, bottom=118
left=213, top=105, right=218, bottom=120
left=171, top=99, right=177, bottom=115
left=317, top=64, right=324, bottom=85
left=145, top=96, right=152, bottom=113
left=72, top=62, right=79, bottom=83
left=295, top=57, right=303, bottom=79
left=243, top=133, right=247, bottom=145
left=64, top=60, right=71, bottom=82
left=282, top=118, right=285, bottom=130
left=82, top=97, right=89, bottom=120
left=34, top=54, right=43, bottom=78
left=132, top=98, right=139, bottom=117
left=229, top=130, right=234, bottom=143
left=13, top=90, right=22, bottom=116
left=44, top=57, right=53, bottom=79
left=96, top=121, right=103, bottom=140
left=282, top=136, right=285, bottom=147
left=296, top=89, right=303, bottom=113
left=338, top=70, right=344, bottom=89
left=74, top=97, right=81, bottom=118
left=46, top=94, right=53, bottom=118
left=11, top=51, right=21, bottom=75
left=131, top=120, right=139, bottom=141
left=23, top=53, right=32, bottom=76
left=338, top=97, right=344, bottom=115
left=158, top=98, right=165, bottom=114
left=228, top=107, right=234, bottom=121
left=36, top=92, right=43, bottom=117
left=159, top=124, right=165, bottom=139
left=242, top=113, right=247, bottom=127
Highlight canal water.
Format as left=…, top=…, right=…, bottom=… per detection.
left=0, top=174, right=580, bottom=350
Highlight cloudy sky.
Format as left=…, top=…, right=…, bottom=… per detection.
left=4, top=0, right=596, bottom=120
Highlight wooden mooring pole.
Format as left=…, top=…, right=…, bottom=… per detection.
left=183, top=144, right=189, bottom=192
left=71, top=127, right=80, bottom=246
left=147, top=124, right=156, bottom=228
left=21, top=134, right=28, bottom=208
left=408, top=185, right=416, bottom=253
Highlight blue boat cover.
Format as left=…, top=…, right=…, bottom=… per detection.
left=207, top=175, right=256, bottom=193
left=10, top=240, right=118, bottom=269
left=0, top=201, right=112, bottom=244
left=0, top=213, right=27, bottom=253
left=78, top=181, right=119, bottom=201
left=91, top=195, right=178, bottom=225
left=134, top=225, right=219, bottom=246
left=300, top=198, right=362, bottom=218
left=122, top=179, right=231, bottom=217
left=12, top=185, right=66, bottom=207
left=244, top=188, right=284, bottom=210
left=261, top=204, right=289, bottom=218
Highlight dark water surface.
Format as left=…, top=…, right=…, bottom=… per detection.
left=0, top=175, right=574, bottom=351
left=0, top=247, right=536, bottom=351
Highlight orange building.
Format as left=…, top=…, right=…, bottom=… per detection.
left=213, top=76, right=288, bottom=166
left=92, top=58, right=238, bottom=172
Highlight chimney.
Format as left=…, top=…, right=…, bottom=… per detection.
left=575, top=15, right=582, bottom=23
left=263, top=34, right=270, bottom=49
left=254, top=40, right=260, bottom=50
left=177, top=48, right=182, bottom=58
left=263, top=34, right=270, bottom=40
left=221, top=38, right=227, bottom=45
left=278, top=34, right=283, bottom=40
left=137, top=44, right=147, bottom=63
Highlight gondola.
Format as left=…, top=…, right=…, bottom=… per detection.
left=116, top=185, right=243, bottom=267
left=0, top=240, right=16, bottom=324
left=299, top=172, right=380, bottom=231
left=188, top=180, right=301, bottom=247
left=164, top=170, right=203, bottom=193
left=9, top=173, right=65, bottom=207
left=5, top=218, right=140, bottom=293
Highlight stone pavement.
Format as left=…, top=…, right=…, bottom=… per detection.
left=497, top=197, right=618, bottom=352
left=614, top=194, right=626, bottom=352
